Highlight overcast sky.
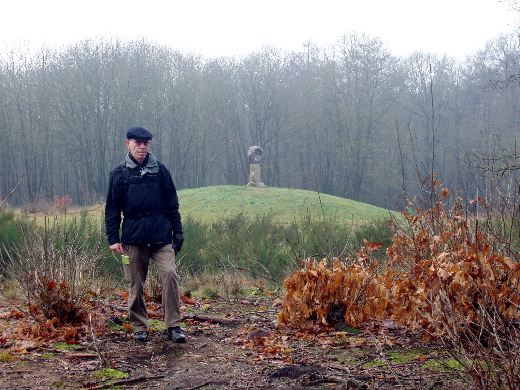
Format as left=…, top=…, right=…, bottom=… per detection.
left=1, top=0, right=518, bottom=60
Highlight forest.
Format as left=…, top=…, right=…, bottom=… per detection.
left=0, top=30, right=519, bottom=209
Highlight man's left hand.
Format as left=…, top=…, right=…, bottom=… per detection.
left=174, top=232, right=184, bottom=255
left=110, top=243, right=123, bottom=254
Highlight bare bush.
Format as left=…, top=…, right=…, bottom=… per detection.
left=20, top=201, right=54, bottom=216
left=1, top=216, right=108, bottom=323
left=53, top=195, right=72, bottom=214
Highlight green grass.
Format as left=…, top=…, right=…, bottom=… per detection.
left=52, top=343, right=84, bottom=351
left=5, top=186, right=397, bottom=285
left=92, top=368, right=128, bottom=380
left=178, top=185, right=394, bottom=225
left=0, top=351, right=16, bottom=362
left=149, top=319, right=167, bottom=331
left=425, top=359, right=469, bottom=371
left=386, top=348, right=424, bottom=363
left=14, top=185, right=395, bottom=227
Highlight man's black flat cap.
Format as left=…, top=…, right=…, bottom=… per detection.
left=126, top=126, right=153, bottom=140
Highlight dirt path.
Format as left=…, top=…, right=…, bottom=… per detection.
left=0, top=296, right=467, bottom=390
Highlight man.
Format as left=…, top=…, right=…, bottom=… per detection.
left=105, top=126, right=186, bottom=343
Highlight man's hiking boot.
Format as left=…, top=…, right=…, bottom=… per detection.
left=134, top=331, right=149, bottom=342
left=168, top=326, right=186, bottom=343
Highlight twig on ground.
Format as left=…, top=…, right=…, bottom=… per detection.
left=301, top=376, right=345, bottom=386
left=185, top=380, right=229, bottom=390
left=185, top=380, right=211, bottom=390
left=182, top=313, right=244, bottom=325
left=89, top=313, right=109, bottom=367
left=67, top=353, right=100, bottom=358
left=88, top=374, right=165, bottom=390
left=98, top=300, right=127, bottom=313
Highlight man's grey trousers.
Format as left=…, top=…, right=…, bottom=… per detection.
left=123, top=244, right=181, bottom=332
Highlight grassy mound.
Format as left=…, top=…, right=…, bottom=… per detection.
left=7, top=185, right=396, bottom=281
left=178, top=185, right=394, bottom=225
left=14, top=185, right=395, bottom=228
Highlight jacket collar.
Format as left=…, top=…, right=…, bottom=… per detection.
left=125, top=152, right=159, bottom=175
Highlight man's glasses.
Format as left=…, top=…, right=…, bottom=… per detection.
left=131, top=140, right=150, bottom=146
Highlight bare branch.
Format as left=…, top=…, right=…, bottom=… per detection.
left=0, top=174, right=24, bottom=209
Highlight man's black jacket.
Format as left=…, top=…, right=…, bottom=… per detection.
left=105, top=152, right=183, bottom=251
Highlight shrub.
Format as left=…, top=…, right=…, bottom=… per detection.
left=2, top=215, right=109, bottom=323
left=181, top=212, right=393, bottom=284
left=276, top=185, right=520, bottom=389
left=387, top=191, right=520, bottom=389
left=277, top=247, right=389, bottom=332
left=0, top=209, right=27, bottom=267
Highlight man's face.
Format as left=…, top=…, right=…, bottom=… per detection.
left=126, top=139, right=150, bottom=164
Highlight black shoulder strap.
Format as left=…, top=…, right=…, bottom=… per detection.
left=121, top=159, right=162, bottom=192
left=120, top=161, right=129, bottom=192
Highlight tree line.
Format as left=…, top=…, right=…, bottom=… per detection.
left=0, top=31, right=518, bottom=210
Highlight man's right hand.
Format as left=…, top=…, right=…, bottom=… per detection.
left=110, top=243, right=123, bottom=254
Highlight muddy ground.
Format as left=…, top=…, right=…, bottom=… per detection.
left=0, top=294, right=468, bottom=390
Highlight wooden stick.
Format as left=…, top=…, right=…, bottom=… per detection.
left=182, top=313, right=244, bottom=325
left=185, top=380, right=212, bottom=390
left=89, top=374, right=165, bottom=390
left=98, top=300, right=127, bottom=313
left=185, top=380, right=229, bottom=390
